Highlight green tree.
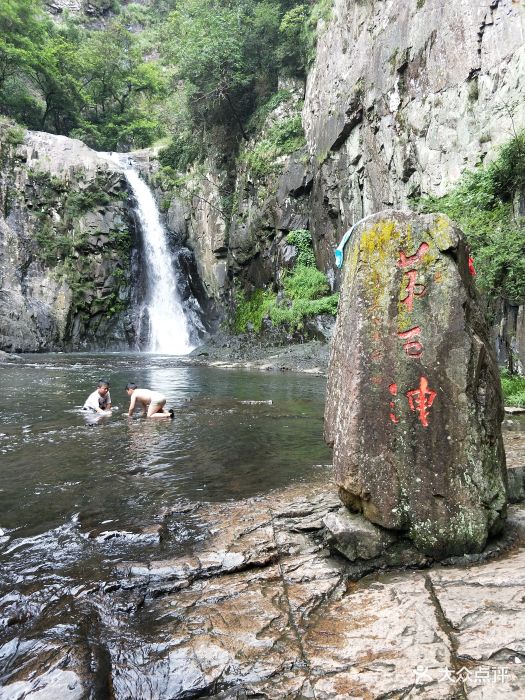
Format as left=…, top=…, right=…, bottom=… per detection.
left=0, top=2, right=165, bottom=150
left=0, top=0, right=48, bottom=91
left=278, top=4, right=309, bottom=76
left=72, top=23, right=165, bottom=149
left=163, top=0, right=255, bottom=139
left=29, top=34, right=85, bottom=133
left=0, top=0, right=51, bottom=126
left=158, top=0, right=312, bottom=165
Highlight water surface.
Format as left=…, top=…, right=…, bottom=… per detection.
left=0, top=353, right=331, bottom=582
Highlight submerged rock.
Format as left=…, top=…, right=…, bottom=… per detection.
left=325, top=211, right=507, bottom=557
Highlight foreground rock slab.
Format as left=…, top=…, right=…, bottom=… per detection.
left=105, top=493, right=525, bottom=699
left=1, top=477, right=524, bottom=699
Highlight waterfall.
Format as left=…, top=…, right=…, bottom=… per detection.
left=105, top=154, right=197, bottom=354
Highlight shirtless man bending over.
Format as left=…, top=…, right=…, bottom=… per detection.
left=125, top=383, right=174, bottom=418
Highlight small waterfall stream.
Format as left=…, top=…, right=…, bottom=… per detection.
left=105, top=153, right=197, bottom=354
left=125, top=167, right=195, bottom=354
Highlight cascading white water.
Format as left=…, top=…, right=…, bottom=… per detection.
left=122, top=166, right=195, bottom=354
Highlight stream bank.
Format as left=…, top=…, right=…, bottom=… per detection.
left=188, top=334, right=331, bottom=375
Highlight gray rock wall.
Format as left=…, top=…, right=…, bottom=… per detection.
left=303, top=0, right=525, bottom=268
left=156, top=85, right=313, bottom=308
left=0, top=128, right=138, bottom=352
left=165, top=1, right=525, bottom=349
left=4, top=1, right=525, bottom=350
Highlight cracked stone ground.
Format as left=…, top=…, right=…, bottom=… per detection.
left=2, top=478, right=524, bottom=700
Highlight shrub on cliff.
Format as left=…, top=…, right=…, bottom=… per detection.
left=243, top=113, right=306, bottom=177
left=234, top=229, right=338, bottom=334
left=0, top=117, right=25, bottom=146
left=500, top=369, right=525, bottom=407
left=416, top=131, right=525, bottom=304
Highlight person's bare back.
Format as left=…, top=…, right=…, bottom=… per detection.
left=125, top=383, right=173, bottom=418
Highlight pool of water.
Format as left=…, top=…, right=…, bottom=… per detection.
left=0, top=353, right=333, bottom=691
left=0, top=353, right=331, bottom=572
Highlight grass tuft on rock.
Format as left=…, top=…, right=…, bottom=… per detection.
left=501, top=369, right=525, bottom=407
left=234, top=229, right=339, bottom=334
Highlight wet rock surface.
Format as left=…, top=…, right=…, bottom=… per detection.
left=188, top=332, right=332, bottom=375
left=1, top=465, right=525, bottom=699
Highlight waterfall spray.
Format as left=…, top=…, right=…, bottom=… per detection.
left=103, top=153, right=196, bottom=354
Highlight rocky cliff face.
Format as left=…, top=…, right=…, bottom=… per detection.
left=301, top=0, right=525, bottom=363
left=168, top=1, right=524, bottom=345
left=151, top=84, right=315, bottom=309
left=2, top=1, right=525, bottom=353
left=0, top=126, right=138, bottom=352
left=303, top=0, right=525, bottom=267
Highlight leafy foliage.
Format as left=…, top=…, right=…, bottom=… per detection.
left=243, top=114, right=305, bottom=176
left=286, top=229, right=316, bottom=266
left=278, top=5, right=309, bottom=76
left=234, top=289, right=276, bottom=333
left=158, top=130, right=203, bottom=173
left=0, top=0, right=332, bottom=154
left=305, top=0, right=333, bottom=61
left=0, top=0, right=165, bottom=149
left=161, top=0, right=270, bottom=144
left=234, top=229, right=339, bottom=333
left=416, top=132, right=525, bottom=303
left=157, top=0, right=327, bottom=167
left=0, top=116, right=25, bottom=145
left=500, top=369, right=525, bottom=407
left=282, top=265, right=329, bottom=300
left=268, top=292, right=339, bottom=327
left=246, top=89, right=291, bottom=133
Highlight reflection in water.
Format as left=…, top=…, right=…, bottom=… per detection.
left=0, top=353, right=333, bottom=690
left=0, top=352, right=331, bottom=573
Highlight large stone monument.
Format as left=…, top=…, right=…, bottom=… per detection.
left=325, top=211, right=507, bottom=557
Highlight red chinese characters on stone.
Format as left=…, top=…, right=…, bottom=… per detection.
left=406, top=376, right=437, bottom=428
left=397, top=243, right=430, bottom=269
left=398, top=243, right=429, bottom=312
left=388, top=243, right=438, bottom=427
left=388, top=383, right=399, bottom=424
left=397, top=326, right=423, bottom=358
left=400, top=270, right=426, bottom=311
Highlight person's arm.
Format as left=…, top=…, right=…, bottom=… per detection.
left=106, top=392, right=112, bottom=410
left=127, top=392, right=137, bottom=416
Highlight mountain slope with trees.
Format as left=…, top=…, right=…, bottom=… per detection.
left=1, top=0, right=525, bottom=371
